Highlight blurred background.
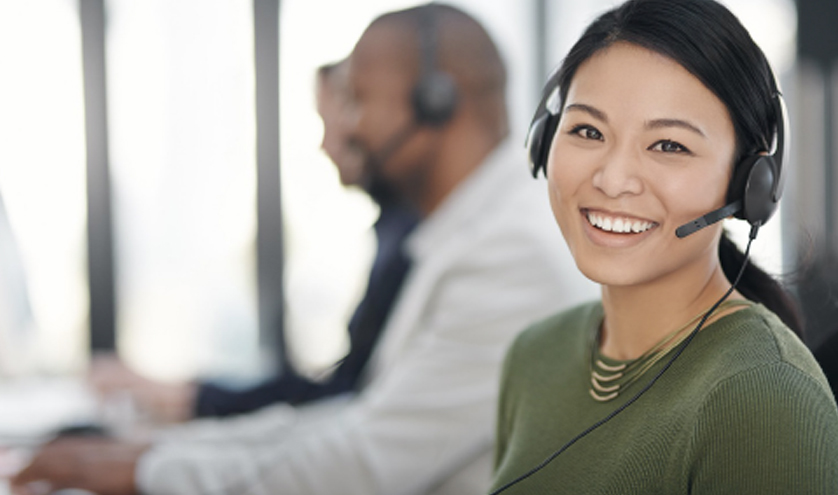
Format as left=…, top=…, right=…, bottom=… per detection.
left=0, top=0, right=834, bottom=387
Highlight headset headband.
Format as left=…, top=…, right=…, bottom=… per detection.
left=411, top=4, right=458, bottom=126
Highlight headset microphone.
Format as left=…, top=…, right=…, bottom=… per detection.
left=675, top=94, right=787, bottom=238
left=675, top=201, right=742, bottom=238
left=364, top=122, right=419, bottom=172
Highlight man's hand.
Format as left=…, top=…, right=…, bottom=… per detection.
left=90, top=353, right=196, bottom=424
left=10, top=437, right=148, bottom=495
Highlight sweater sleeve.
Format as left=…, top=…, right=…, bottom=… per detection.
left=689, top=362, right=838, bottom=494
left=493, top=334, right=520, bottom=472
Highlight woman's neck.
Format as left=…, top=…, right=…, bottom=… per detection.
left=598, top=260, right=741, bottom=360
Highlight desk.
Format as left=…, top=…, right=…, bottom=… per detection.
left=0, top=377, right=100, bottom=495
left=0, top=378, right=99, bottom=447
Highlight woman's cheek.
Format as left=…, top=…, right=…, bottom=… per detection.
left=546, top=159, right=578, bottom=244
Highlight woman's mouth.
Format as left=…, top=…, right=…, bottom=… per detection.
left=584, top=209, right=658, bottom=234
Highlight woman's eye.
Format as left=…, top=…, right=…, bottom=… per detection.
left=569, top=125, right=603, bottom=141
left=650, top=139, right=691, bottom=154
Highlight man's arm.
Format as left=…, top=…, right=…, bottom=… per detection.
left=11, top=437, right=146, bottom=495
left=135, top=228, right=589, bottom=495
left=13, top=220, right=592, bottom=495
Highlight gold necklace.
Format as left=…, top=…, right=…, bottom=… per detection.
left=588, top=299, right=752, bottom=402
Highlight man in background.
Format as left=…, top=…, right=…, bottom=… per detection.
left=12, top=4, right=595, bottom=494
left=88, top=59, right=420, bottom=422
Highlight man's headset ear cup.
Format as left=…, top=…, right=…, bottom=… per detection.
left=412, top=71, right=458, bottom=126
left=526, top=113, right=559, bottom=178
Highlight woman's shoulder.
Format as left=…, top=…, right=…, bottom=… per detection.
left=682, top=305, right=838, bottom=489
left=694, top=303, right=836, bottom=413
left=689, top=354, right=838, bottom=491
left=703, top=304, right=827, bottom=384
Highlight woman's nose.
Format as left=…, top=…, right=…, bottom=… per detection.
left=591, top=146, right=644, bottom=198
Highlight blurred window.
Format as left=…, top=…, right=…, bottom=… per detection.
left=0, top=0, right=88, bottom=374
left=0, top=0, right=799, bottom=381
left=106, top=0, right=260, bottom=381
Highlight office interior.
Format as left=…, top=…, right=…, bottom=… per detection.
left=0, top=0, right=835, bottom=439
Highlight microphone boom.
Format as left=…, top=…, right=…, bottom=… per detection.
left=675, top=200, right=742, bottom=238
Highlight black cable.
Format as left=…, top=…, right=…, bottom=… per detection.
left=490, top=226, right=759, bottom=494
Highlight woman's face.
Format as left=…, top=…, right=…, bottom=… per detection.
left=547, top=42, right=737, bottom=288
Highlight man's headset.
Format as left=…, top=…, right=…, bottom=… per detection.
left=367, top=4, right=459, bottom=167
left=412, top=4, right=458, bottom=126
left=525, top=77, right=787, bottom=238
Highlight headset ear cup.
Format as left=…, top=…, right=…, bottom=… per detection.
left=725, top=94, right=785, bottom=227
left=729, top=154, right=778, bottom=225
left=412, top=71, right=458, bottom=126
left=727, top=155, right=759, bottom=221
left=741, top=156, right=778, bottom=226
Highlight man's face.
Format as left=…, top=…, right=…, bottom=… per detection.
left=347, top=24, right=431, bottom=196
left=316, top=68, right=365, bottom=187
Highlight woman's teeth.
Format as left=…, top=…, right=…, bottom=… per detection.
left=586, top=211, right=655, bottom=233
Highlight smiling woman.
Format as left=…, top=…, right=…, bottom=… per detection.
left=491, top=0, right=838, bottom=493
left=548, top=42, right=737, bottom=301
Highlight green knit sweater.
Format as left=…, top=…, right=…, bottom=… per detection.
left=491, top=302, right=838, bottom=494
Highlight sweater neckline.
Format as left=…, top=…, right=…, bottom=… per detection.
left=587, top=300, right=755, bottom=401
left=590, top=299, right=756, bottom=366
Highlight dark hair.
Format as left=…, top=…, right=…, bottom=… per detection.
left=550, top=0, right=803, bottom=335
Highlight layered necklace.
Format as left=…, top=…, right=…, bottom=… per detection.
left=589, top=299, right=752, bottom=402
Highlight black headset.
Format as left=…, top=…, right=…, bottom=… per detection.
left=525, top=76, right=787, bottom=238
left=411, top=4, right=458, bottom=127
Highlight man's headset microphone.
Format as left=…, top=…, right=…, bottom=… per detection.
left=489, top=74, right=788, bottom=494
left=359, top=4, right=458, bottom=174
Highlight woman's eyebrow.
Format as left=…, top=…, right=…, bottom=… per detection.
left=564, top=103, right=607, bottom=122
left=645, top=118, right=706, bottom=137
left=564, top=104, right=707, bottom=138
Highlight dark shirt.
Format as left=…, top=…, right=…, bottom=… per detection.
left=194, top=203, right=419, bottom=417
